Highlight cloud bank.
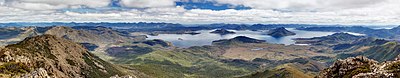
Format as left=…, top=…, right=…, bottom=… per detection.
left=0, top=0, right=399, bottom=25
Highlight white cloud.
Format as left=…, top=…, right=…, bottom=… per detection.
left=214, top=0, right=386, bottom=11
left=65, top=11, right=122, bottom=17
left=9, top=2, right=67, bottom=10
left=0, top=0, right=4, bottom=5
left=14, top=0, right=110, bottom=7
left=0, top=0, right=400, bottom=25
left=120, top=0, right=177, bottom=8
left=2, top=0, right=110, bottom=10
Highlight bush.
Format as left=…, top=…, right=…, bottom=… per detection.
left=0, top=62, right=30, bottom=74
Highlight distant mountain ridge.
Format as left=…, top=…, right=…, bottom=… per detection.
left=0, top=22, right=348, bottom=32
left=294, top=33, right=365, bottom=46
left=0, top=27, right=40, bottom=46
left=44, top=26, right=134, bottom=45
left=1, top=26, right=145, bottom=47
left=297, top=26, right=400, bottom=40
left=0, top=27, right=24, bottom=39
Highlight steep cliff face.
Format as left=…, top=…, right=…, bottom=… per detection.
left=318, top=56, right=400, bottom=78
left=0, top=35, right=146, bottom=78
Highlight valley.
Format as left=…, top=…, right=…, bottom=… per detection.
left=0, top=23, right=400, bottom=78
left=2, top=0, right=400, bottom=77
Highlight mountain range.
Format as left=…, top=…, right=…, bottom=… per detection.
left=0, top=25, right=400, bottom=78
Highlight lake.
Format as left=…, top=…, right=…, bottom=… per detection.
left=146, top=28, right=364, bottom=48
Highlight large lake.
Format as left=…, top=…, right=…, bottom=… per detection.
left=147, top=28, right=364, bottom=48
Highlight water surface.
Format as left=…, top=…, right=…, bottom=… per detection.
left=147, top=28, right=363, bottom=48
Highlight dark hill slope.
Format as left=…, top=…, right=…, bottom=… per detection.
left=295, top=33, right=365, bottom=46
left=0, top=27, right=24, bottom=39
left=44, top=26, right=135, bottom=45
left=338, top=42, right=400, bottom=62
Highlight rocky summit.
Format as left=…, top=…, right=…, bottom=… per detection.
left=318, top=56, right=400, bottom=78
left=0, top=35, right=145, bottom=78
left=267, top=27, right=296, bottom=37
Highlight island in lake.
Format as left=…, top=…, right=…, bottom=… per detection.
left=210, top=29, right=236, bottom=35
left=267, top=27, right=296, bottom=37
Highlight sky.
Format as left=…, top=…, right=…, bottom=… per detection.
left=0, top=0, right=399, bottom=25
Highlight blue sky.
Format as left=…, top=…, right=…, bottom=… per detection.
left=56, top=0, right=251, bottom=13
left=0, top=0, right=399, bottom=25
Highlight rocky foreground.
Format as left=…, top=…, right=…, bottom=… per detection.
left=318, top=56, right=400, bottom=78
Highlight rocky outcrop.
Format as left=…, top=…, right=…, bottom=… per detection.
left=0, top=35, right=146, bottom=78
left=210, top=29, right=236, bottom=35
left=318, top=56, right=400, bottom=78
left=267, top=27, right=296, bottom=37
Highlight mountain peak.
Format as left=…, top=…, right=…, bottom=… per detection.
left=0, top=35, right=142, bottom=78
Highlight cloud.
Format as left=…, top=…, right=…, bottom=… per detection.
left=2, top=0, right=110, bottom=10
left=9, top=2, right=66, bottom=10
left=214, top=0, right=386, bottom=11
left=120, top=0, right=177, bottom=8
left=0, top=0, right=399, bottom=25
left=65, top=11, right=122, bottom=17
